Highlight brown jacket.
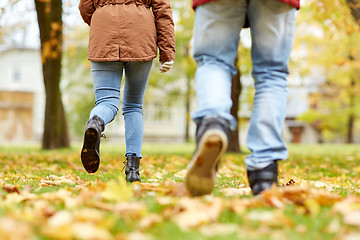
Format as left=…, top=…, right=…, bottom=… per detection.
left=79, top=0, right=175, bottom=62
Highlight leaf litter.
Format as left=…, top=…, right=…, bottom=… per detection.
left=0, top=148, right=359, bottom=239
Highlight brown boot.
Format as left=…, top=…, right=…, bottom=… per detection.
left=185, top=116, right=231, bottom=196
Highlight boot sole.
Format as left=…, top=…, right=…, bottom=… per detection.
left=185, top=129, right=228, bottom=196
left=81, top=128, right=100, bottom=173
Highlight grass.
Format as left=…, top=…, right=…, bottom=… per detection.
left=0, top=143, right=359, bottom=239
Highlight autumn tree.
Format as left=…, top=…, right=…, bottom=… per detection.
left=346, top=0, right=360, bottom=25
left=145, top=0, right=197, bottom=142
left=34, top=0, right=69, bottom=149
left=228, top=57, right=242, bottom=152
left=62, top=24, right=93, bottom=137
left=296, top=0, right=360, bottom=142
left=172, top=0, right=196, bottom=142
left=168, top=0, right=244, bottom=149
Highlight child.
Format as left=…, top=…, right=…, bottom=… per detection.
left=79, top=0, right=175, bottom=182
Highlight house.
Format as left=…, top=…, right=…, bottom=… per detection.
left=0, top=47, right=44, bottom=143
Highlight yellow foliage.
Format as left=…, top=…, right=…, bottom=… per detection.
left=41, top=21, right=63, bottom=63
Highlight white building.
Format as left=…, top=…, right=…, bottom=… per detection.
left=0, top=47, right=45, bottom=142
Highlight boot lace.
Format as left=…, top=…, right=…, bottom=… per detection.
left=121, top=159, right=127, bottom=172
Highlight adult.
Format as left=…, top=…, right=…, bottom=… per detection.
left=185, top=0, right=300, bottom=196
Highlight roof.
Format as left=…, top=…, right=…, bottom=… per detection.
left=0, top=45, right=39, bottom=54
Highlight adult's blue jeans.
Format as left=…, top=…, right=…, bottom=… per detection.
left=89, top=60, right=153, bottom=158
left=192, top=0, right=296, bottom=170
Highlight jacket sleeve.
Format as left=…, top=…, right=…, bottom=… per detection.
left=79, top=0, right=96, bottom=26
left=151, top=0, right=176, bottom=62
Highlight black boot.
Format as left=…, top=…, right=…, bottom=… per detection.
left=247, top=161, right=278, bottom=195
left=81, top=115, right=104, bottom=173
left=185, top=116, right=231, bottom=196
left=124, top=154, right=141, bottom=182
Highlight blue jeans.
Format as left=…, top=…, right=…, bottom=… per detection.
left=192, top=0, right=296, bottom=170
left=89, top=61, right=153, bottom=158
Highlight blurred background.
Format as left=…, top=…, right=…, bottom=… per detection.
left=0, top=0, right=359, bottom=150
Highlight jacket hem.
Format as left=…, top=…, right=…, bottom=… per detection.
left=88, top=55, right=157, bottom=62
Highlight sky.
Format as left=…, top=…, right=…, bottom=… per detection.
left=0, top=0, right=83, bottom=49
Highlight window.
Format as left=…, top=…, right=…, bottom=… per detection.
left=12, top=67, right=22, bottom=83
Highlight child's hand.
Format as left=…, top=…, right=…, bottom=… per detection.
left=159, top=60, right=174, bottom=73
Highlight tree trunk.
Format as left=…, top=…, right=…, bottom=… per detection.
left=346, top=0, right=360, bottom=26
left=185, top=75, right=191, bottom=142
left=227, top=57, right=242, bottom=152
left=347, top=114, right=354, bottom=143
left=34, top=0, right=69, bottom=149
left=345, top=1, right=359, bottom=142
left=347, top=59, right=355, bottom=143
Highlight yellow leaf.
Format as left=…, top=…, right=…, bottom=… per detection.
left=304, top=199, right=320, bottom=216
left=101, top=177, right=132, bottom=202
left=51, top=22, right=62, bottom=31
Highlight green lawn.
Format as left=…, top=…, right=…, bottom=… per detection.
left=0, top=143, right=359, bottom=239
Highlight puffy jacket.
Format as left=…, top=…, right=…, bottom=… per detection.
left=193, top=0, right=300, bottom=9
left=79, top=0, right=175, bottom=62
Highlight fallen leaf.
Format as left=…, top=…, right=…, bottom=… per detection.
left=126, top=231, right=153, bottom=240
left=114, top=202, right=147, bottom=222
left=343, top=210, right=360, bottom=227
left=101, top=177, right=132, bottom=202
left=327, top=219, right=341, bottom=233
left=47, top=210, right=73, bottom=228
left=247, top=209, right=294, bottom=227
left=171, top=197, right=223, bottom=230
left=2, top=184, right=20, bottom=194
left=304, top=198, right=320, bottom=216
left=40, top=180, right=61, bottom=187
left=74, top=208, right=104, bottom=222
left=72, top=223, right=113, bottom=240
left=173, top=169, right=187, bottom=179
left=344, top=233, right=360, bottom=240
left=161, top=179, right=189, bottom=197
left=139, top=214, right=163, bottom=229
left=220, top=187, right=251, bottom=197
left=0, top=217, right=33, bottom=240
left=310, top=189, right=343, bottom=206
left=199, top=223, right=238, bottom=237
